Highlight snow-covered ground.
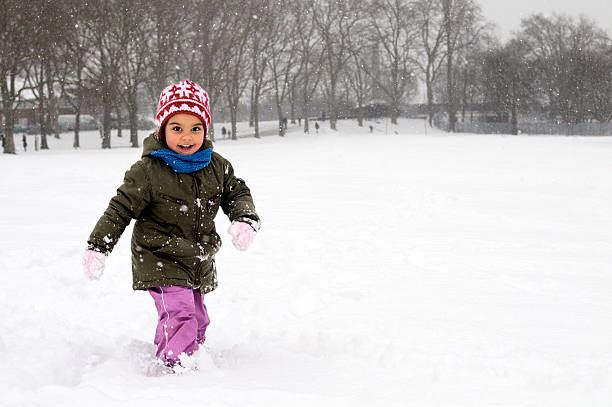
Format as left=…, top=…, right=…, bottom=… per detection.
left=1, top=119, right=611, bottom=406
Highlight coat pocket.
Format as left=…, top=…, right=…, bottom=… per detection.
left=154, top=193, right=190, bottom=221
left=153, top=234, right=201, bottom=275
left=160, top=193, right=187, bottom=205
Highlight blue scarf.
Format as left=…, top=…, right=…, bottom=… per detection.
left=150, top=148, right=213, bottom=173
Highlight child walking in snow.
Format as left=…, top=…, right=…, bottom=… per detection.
left=82, top=80, right=260, bottom=369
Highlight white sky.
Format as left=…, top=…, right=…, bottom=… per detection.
left=478, top=0, right=612, bottom=40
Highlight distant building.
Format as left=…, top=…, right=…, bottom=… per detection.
left=457, top=103, right=509, bottom=123
left=0, top=97, right=91, bottom=132
left=350, top=100, right=396, bottom=119
left=403, top=103, right=510, bottom=123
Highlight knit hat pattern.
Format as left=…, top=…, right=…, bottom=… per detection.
left=155, top=80, right=211, bottom=135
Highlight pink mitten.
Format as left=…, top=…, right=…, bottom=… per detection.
left=83, top=250, right=107, bottom=280
left=228, top=221, right=256, bottom=251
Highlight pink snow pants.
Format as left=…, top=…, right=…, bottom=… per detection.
left=148, top=286, right=210, bottom=366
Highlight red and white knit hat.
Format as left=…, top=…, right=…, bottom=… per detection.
left=155, top=80, right=211, bottom=136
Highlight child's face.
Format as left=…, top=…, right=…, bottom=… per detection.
left=164, top=113, right=205, bottom=155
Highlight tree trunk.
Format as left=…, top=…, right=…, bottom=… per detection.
left=446, top=58, right=457, bottom=132
left=277, top=102, right=285, bottom=137
left=40, top=99, right=50, bottom=149
left=53, top=108, right=60, bottom=139
left=73, top=63, right=84, bottom=149
left=391, top=79, right=400, bottom=125
left=37, top=80, right=50, bottom=150
left=129, top=107, right=139, bottom=148
left=228, top=79, right=239, bottom=141
left=116, top=106, right=123, bottom=138
left=251, top=82, right=261, bottom=138
left=303, top=89, right=311, bottom=134
left=73, top=110, right=81, bottom=149
left=231, top=116, right=238, bottom=141
left=208, top=107, right=215, bottom=142
left=511, top=104, right=518, bottom=135
left=102, top=95, right=112, bottom=149
left=443, top=0, right=457, bottom=133
left=230, top=96, right=238, bottom=141
left=461, top=68, right=468, bottom=124
left=329, top=77, right=337, bottom=130
left=2, top=109, right=16, bottom=154
left=303, top=81, right=311, bottom=133
left=128, top=92, right=139, bottom=148
left=355, top=84, right=364, bottom=127
left=249, top=84, right=255, bottom=127
left=391, top=103, right=399, bottom=125
left=40, top=133, right=49, bottom=150
left=426, top=82, right=435, bottom=127
left=253, top=93, right=260, bottom=139
left=45, top=64, right=60, bottom=140
left=290, top=82, right=296, bottom=124
left=390, top=62, right=399, bottom=125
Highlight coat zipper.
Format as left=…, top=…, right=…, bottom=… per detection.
left=193, top=176, right=202, bottom=242
left=193, top=176, right=203, bottom=284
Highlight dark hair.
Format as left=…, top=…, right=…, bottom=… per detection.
left=156, top=126, right=168, bottom=148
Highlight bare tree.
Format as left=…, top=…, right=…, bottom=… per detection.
left=117, top=0, right=151, bottom=148
left=26, top=60, right=55, bottom=150
left=412, top=0, right=446, bottom=126
left=441, top=0, right=483, bottom=132
left=586, top=45, right=612, bottom=123
left=0, top=0, right=36, bottom=154
left=248, top=2, right=276, bottom=138
left=346, top=52, right=371, bottom=127
left=26, top=53, right=50, bottom=149
left=294, top=0, right=325, bottom=134
left=345, top=16, right=373, bottom=127
left=481, top=39, right=536, bottom=134
left=25, top=0, right=67, bottom=145
left=57, top=0, right=92, bottom=149
left=144, top=0, right=186, bottom=103
left=313, top=0, right=362, bottom=130
left=225, top=10, right=256, bottom=140
left=365, top=0, right=419, bottom=124
left=268, top=1, right=299, bottom=136
left=183, top=0, right=241, bottom=141
left=520, top=14, right=610, bottom=124
left=45, top=60, right=61, bottom=141
left=87, top=0, right=124, bottom=149
left=452, top=21, right=494, bottom=125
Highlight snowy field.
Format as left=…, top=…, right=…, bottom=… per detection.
left=0, top=119, right=611, bottom=406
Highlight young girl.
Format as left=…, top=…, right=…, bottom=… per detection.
left=82, top=80, right=260, bottom=369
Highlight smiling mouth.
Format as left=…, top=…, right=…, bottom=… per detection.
left=177, top=144, right=194, bottom=151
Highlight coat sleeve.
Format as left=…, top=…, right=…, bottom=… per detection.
left=87, top=160, right=152, bottom=253
left=220, top=160, right=260, bottom=231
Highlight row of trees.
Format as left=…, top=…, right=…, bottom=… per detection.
left=0, top=0, right=485, bottom=152
left=1, top=0, right=611, bottom=153
left=479, top=14, right=612, bottom=134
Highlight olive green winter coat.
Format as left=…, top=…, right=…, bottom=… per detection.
left=87, top=134, right=260, bottom=294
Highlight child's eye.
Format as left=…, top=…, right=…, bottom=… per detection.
left=192, top=126, right=202, bottom=132
left=171, top=126, right=182, bottom=132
